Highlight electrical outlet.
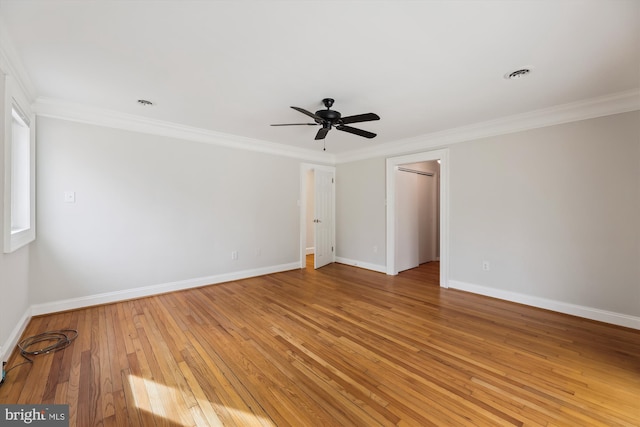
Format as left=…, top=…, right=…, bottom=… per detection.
left=231, top=251, right=238, bottom=260
left=482, top=261, right=490, bottom=271
left=373, top=245, right=378, bottom=253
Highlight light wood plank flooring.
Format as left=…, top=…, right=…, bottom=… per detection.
left=1, top=260, right=639, bottom=426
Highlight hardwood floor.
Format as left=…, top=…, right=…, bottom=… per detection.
left=1, top=260, right=639, bottom=426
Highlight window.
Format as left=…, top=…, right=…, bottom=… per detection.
left=3, top=74, right=35, bottom=253
left=10, top=106, right=30, bottom=233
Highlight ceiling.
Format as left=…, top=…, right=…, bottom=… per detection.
left=1, top=0, right=638, bottom=158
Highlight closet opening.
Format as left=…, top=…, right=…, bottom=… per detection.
left=386, top=149, right=449, bottom=287
left=395, top=162, right=440, bottom=274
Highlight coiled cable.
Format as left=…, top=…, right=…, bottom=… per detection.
left=1, top=329, right=78, bottom=386
left=18, top=329, right=78, bottom=360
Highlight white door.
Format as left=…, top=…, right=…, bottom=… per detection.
left=395, top=170, right=419, bottom=272
left=314, top=169, right=334, bottom=269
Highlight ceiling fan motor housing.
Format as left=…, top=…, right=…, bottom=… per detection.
left=315, top=109, right=341, bottom=123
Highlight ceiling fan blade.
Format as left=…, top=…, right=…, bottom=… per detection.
left=270, top=123, right=318, bottom=126
left=291, top=106, right=322, bottom=121
left=336, top=125, right=376, bottom=139
left=340, top=113, right=380, bottom=124
left=315, top=127, right=330, bottom=140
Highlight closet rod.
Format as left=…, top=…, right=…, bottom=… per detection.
left=397, top=167, right=434, bottom=177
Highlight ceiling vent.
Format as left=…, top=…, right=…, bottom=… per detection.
left=505, top=68, right=531, bottom=80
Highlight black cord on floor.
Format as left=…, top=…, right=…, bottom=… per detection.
left=1, top=329, right=78, bottom=386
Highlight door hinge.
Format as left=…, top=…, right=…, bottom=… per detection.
left=332, top=246, right=334, bottom=252
left=332, top=178, right=334, bottom=184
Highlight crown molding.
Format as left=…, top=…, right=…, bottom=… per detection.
left=34, top=97, right=335, bottom=163
left=336, top=89, right=640, bottom=164
left=2, top=2, right=638, bottom=166
left=32, top=88, right=639, bottom=166
left=0, top=13, right=36, bottom=101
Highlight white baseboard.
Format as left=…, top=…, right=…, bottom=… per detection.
left=448, top=280, right=640, bottom=330
left=7, top=266, right=637, bottom=361
left=1, top=308, right=31, bottom=362
left=335, top=257, right=386, bottom=274
left=30, top=262, right=300, bottom=316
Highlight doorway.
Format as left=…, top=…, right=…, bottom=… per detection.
left=395, top=162, right=440, bottom=272
left=300, top=163, right=336, bottom=269
left=386, top=149, right=449, bottom=287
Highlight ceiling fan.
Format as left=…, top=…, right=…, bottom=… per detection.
left=271, top=98, right=380, bottom=143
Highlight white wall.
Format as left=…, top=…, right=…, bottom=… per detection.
left=0, top=73, right=30, bottom=361
left=0, top=246, right=29, bottom=361
left=335, top=157, right=386, bottom=270
left=337, top=111, right=640, bottom=320
left=449, top=111, right=639, bottom=317
left=29, top=117, right=302, bottom=306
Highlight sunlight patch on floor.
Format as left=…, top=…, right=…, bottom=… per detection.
left=127, top=374, right=274, bottom=426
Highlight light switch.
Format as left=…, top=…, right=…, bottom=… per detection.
left=64, top=191, right=76, bottom=203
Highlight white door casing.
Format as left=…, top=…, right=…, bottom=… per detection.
left=386, top=149, right=449, bottom=287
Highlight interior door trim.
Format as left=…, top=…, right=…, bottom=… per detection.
left=386, top=149, right=449, bottom=288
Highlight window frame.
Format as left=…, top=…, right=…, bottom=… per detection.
left=3, top=73, right=36, bottom=253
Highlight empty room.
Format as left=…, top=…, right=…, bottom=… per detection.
left=0, top=1, right=638, bottom=426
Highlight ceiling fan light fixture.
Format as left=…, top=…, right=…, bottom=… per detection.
left=504, top=68, right=532, bottom=80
